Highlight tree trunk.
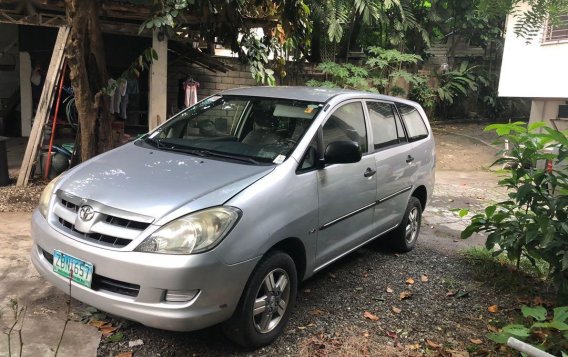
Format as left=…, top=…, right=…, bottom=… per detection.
left=65, top=0, right=112, bottom=163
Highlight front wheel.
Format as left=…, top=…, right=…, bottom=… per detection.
left=223, top=251, right=297, bottom=348
left=390, top=197, right=422, bottom=252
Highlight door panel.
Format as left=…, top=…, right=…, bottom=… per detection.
left=315, top=101, right=376, bottom=268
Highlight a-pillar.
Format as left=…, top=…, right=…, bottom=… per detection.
left=148, top=29, right=168, bottom=131
left=19, top=52, right=33, bottom=137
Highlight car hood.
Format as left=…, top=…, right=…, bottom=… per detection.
left=57, top=142, right=274, bottom=221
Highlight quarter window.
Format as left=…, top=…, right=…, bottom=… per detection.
left=367, top=101, right=400, bottom=149
left=322, top=102, right=368, bottom=153
left=397, top=103, right=428, bottom=141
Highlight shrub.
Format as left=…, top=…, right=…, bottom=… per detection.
left=460, top=122, right=568, bottom=301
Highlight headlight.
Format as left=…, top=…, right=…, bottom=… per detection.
left=38, top=175, right=62, bottom=218
left=135, top=207, right=241, bottom=255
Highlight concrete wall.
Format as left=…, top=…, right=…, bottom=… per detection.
left=166, top=57, right=321, bottom=116
left=499, top=2, right=568, bottom=98
left=528, top=99, right=566, bottom=126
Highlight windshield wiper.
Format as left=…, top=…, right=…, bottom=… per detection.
left=144, top=136, right=163, bottom=148
left=157, top=145, right=261, bottom=165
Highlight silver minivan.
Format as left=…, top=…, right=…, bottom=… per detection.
left=31, top=86, right=435, bottom=347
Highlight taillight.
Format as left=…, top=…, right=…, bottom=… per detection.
left=545, top=160, right=553, bottom=173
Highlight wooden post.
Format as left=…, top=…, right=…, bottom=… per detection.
left=16, top=26, right=69, bottom=186
left=148, top=29, right=168, bottom=130
left=19, top=52, right=33, bottom=137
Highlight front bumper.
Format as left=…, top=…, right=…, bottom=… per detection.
left=30, top=210, right=260, bottom=331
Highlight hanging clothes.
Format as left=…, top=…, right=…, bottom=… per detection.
left=108, top=78, right=117, bottom=114
left=183, top=78, right=200, bottom=108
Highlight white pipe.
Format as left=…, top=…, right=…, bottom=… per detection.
left=507, top=337, right=554, bottom=357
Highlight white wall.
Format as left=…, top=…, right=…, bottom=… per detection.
left=528, top=99, right=565, bottom=125
left=499, top=3, right=568, bottom=98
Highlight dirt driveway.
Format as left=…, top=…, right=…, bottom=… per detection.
left=1, top=123, right=528, bottom=357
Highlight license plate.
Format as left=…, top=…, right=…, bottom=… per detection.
left=53, top=250, right=94, bottom=288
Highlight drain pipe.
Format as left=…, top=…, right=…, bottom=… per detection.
left=507, top=338, right=554, bottom=357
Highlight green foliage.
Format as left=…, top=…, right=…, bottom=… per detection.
left=241, top=35, right=279, bottom=86
left=487, top=305, right=568, bottom=355
left=461, top=122, right=568, bottom=301
left=436, top=61, right=479, bottom=105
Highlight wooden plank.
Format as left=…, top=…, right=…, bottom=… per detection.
left=16, top=26, right=69, bottom=186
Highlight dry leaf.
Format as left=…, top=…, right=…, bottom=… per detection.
left=487, top=305, right=499, bottom=313
left=446, top=349, right=470, bottom=357
left=406, top=277, right=415, bottom=285
left=399, top=291, right=413, bottom=300
left=363, top=311, right=380, bottom=321
left=392, top=306, right=402, bottom=314
left=421, top=275, right=429, bottom=282
left=487, top=325, right=499, bottom=332
left=469, top=338, right=482, bottom=345
left=426, top=339, right=441, bottom=349
left=362, top=272, right=369, bottom=278
left=297, top=326, right=306, bottom=330
left=386, top=331, right=397, bottom=339
left=408, top=343, right=420, bottom=350
left=446, top=290, right=457, bottom=297
left=386, top=287, right=394, bottom=293
left=363, top=331, right=370, bottom=338
left=100, top=326, right=118, bottom=337
left=309, top=309, right=325, bottom=316
left=89, top=320, right=108, bottom=328
left=328, top=272, right=337, bottom=279
left=113, top=353, right=132, bottom=357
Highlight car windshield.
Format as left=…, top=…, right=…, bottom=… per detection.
left=144, top=95, right=323, bottom=164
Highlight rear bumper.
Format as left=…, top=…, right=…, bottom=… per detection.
left=30, top=210, right=260, bottom=331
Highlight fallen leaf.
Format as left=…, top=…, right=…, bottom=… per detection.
left=297, top=326, right=306, bottom=330
left=469, top=338, right=482, bottom=345
left=89, top=320, right=108, bottom=328
left=446, top=349, right=470, bottom=357
left=487, top=305, right=499, bottom=313
left=386, top=287, right=394, bottom=293
left=363, top=331, right=370, bottom=338
left=355, top=287, right=363, bottom=291
left=362, top=272, right=369, bottom=278
left=363, top=311, right=380, bottom=321
left=408, top=343, right=420, bottom=350
left=426, top=339, right=441, bottom=349
left=421, top=275, right=429, bottom=282
left=446, top=291, right=457, bottom=297
left=113, top=353, right=132, bottom=357
left=399, top=291, right=413, bottom=300
left=100, top=326, right=118, bottom=337
left=405, top=277, right=415, bottom=285
left=309, top=309, right=325, bottom=316
left=487, top=325, right=499, bottom=332
left=392, top=306, right=402, bottom=314
left=456, top=291, right=470, bottom=299
left=386, top=331, right=397, bottom=339
left=328, top=273, right=337, bottom=279
left=107, top=331, right=124, bottom=343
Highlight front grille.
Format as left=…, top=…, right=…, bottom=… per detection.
left=57, top=217, right=132, bottom=247
left=40, top=248, right=140, bottom=298
left=92, top=276, right=140, bottom=297
left=52, top=192, right=153, bottom=249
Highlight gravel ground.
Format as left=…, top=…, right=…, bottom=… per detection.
left=96, top=240, right=547, bottom=357
left=0, top=178, right=46, bottom=212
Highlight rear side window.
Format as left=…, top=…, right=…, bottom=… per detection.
left=323, top=102, right=368, bottom=153
left=397, top=103, right=428, bottom=141
left=367, top=101, right=402, bottom=150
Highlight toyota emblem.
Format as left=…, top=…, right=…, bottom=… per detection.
left=79, top=205, right=95, bottom=222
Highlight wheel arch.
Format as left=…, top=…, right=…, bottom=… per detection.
left=411, top=185, right=428, bottom=210
left=267, top=237, right=307, bottom=282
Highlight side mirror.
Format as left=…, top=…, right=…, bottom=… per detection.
left=324, top=141, right=361, bottom=165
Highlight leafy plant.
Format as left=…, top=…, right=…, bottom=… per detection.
left=460, top=122, right=568, bottom=301
left=436, top=61, right=479, bottom=105
left=487, top=305, right=568, bottom=355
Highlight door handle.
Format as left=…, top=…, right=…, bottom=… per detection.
left=364, top=168, right=376, bottom=177
left=406, top=155, right=415, bottom=163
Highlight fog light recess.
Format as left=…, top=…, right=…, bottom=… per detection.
left=165, top=290, right=199, bottom=302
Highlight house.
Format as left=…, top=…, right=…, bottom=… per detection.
left=498, top=2, right=568, bottom=131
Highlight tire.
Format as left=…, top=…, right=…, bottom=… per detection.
left=223, top=251, right=297, bottom=348
left=391, top=197, right=422, bottom=252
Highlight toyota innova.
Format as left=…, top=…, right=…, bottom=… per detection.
left=31, top=86, right=435, bottom=347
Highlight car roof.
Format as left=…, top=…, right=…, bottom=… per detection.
left=220, top=86, right=417, bottom=105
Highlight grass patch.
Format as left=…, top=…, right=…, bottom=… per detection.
left=461, top=247, right=551, bottom=294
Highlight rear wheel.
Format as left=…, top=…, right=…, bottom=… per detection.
left=391, top=197, right=422, bottom=252
left=223, top=251, right=297, bottom=347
